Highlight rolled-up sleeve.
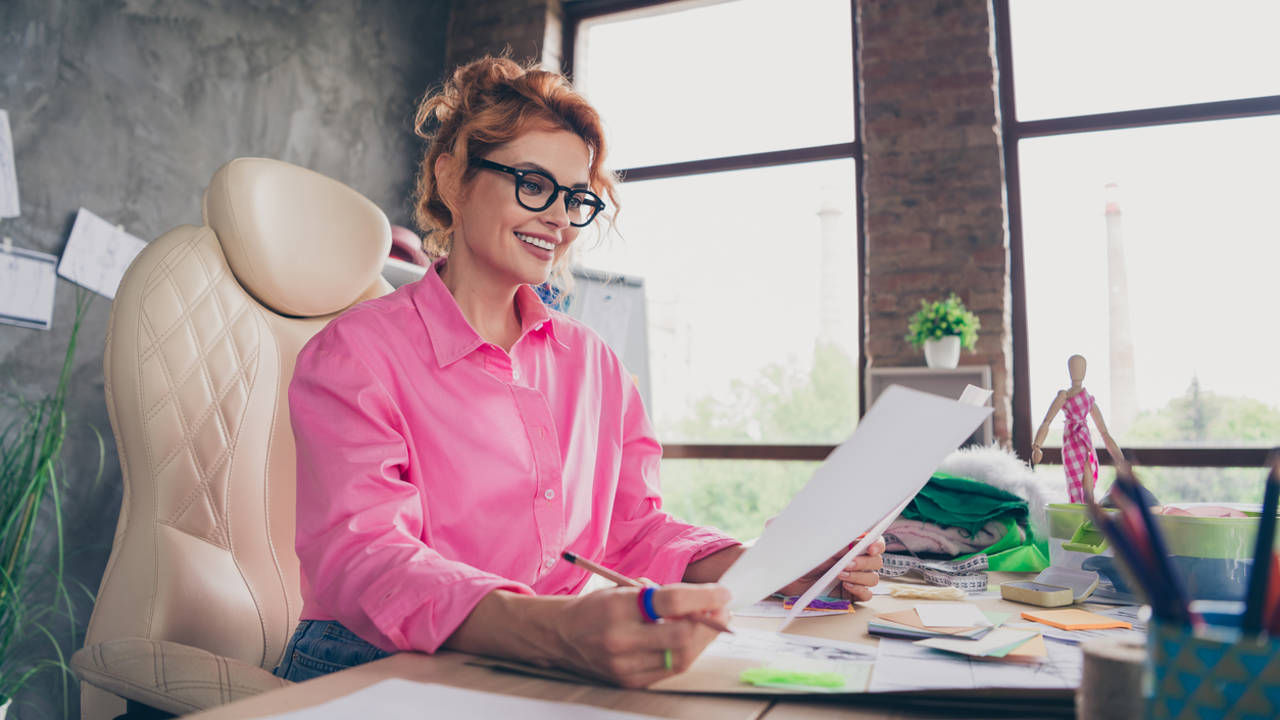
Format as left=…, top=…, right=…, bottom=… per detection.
left=290, top=331, right=532, bottom=654
left=600, top=374, right=740, bottom=585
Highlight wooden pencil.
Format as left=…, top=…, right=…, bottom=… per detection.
left=562, top=551, right=734, bottom=634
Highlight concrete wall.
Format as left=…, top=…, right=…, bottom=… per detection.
left=0, top=1, right=448, bottom=716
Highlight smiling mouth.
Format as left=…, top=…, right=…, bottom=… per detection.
left=515, top=232, right=554, bottom=251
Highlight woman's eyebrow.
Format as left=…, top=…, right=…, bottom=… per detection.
left=514, top=161, right=590, bottom=189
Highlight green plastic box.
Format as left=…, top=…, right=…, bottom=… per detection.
left=1046, top=503, right=1276, bottom=602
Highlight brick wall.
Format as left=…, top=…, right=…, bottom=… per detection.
left=445, top=0, right=1014, bottom=443
left=858, top=0, right=1012, bottom=443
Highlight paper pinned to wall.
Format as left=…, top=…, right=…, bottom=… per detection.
left=56, top=207, right=147, bottom=300
left=0, top=110, right=19, bottom=218
left=0, top=241, right=57, bottom=330
left=717, top=385, right=991, bottom=616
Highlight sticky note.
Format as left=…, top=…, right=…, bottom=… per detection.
left=740, top=667, right=847, bottom=689
left=1020, top=608, right=1132, bottom=631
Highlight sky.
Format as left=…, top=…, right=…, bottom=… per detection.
left=571, top=0, right=1280, bottom=444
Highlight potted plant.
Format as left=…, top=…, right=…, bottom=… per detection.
left=1, top=292, right=90, bottom=719
left=905, top=293, right=980, bottom=369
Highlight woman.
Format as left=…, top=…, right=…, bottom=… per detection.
left=277, top=56, right=883, bottom=688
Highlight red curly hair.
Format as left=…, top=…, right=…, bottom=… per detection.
left=412, top=56, right=618, bottom=264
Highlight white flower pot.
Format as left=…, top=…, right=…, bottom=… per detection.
left=923, top=336, right=961, bottom=369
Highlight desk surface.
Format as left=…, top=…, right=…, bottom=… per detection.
left=185, top=575, right=1082, bottom=719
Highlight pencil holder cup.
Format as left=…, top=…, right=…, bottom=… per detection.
left=1146, top=622, right=1280, bottom=720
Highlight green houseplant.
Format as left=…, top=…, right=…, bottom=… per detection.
left=905, top=293, right=980, bottom=369
left=0, top=292, right=91, bottom=718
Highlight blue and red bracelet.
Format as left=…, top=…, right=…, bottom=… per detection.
left=637, top=586, right=661, bottom=622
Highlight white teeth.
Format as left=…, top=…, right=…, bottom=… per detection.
left=515, top=232, right=554, bottom=251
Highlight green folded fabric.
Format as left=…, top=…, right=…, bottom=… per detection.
left=901, top=472, right=1029, bottom=535
left=900, top=472, right=1049, bottom=572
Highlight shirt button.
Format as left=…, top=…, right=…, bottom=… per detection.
left=512, top=368, right=520, bottom=381
left=544, top=555, right=556, bottom=569
left=544, top=488, right=555, bottom=501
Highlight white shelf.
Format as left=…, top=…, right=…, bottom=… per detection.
left=866, top=365, right=993, bottom=446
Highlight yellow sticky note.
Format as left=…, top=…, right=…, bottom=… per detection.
left=1020, top=609, right=1131, bottom=631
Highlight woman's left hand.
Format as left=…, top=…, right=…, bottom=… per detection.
left=777, top=536, right=886, bottom=602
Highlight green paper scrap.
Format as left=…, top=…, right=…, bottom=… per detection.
left=740, top=667, right=847, bottom=690
left=983, top=611, right=1011, bottom=626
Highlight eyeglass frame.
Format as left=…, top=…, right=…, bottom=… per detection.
left=469, top=157, right=606, bottom=227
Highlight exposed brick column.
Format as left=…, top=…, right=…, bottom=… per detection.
left=445, top=0, right=563, bottom=72
left=858, top=0, right=1013, bottom=444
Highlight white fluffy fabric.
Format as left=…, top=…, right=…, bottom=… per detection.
left=935, top=444, right=1068, bottom=539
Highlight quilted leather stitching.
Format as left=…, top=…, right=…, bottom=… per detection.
left=138, top=233, right=260, bottom=546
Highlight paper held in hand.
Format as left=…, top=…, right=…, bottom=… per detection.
left=716, top=384, right=992, bottom=628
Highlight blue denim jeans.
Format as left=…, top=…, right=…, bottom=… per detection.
left=273, top=620, right=393, bottom=683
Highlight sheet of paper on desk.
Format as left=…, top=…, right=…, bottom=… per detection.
left=695, top=627, right=875, bottom=692
left=260, top=678, right=669, bottom=720
left=717, top=385, right=991, bottom=620
left=868, top=637, right=1082, bottom=693
left=56, top=207, right=147, bottom=300
left=0, top=244, right=57, bottom=330
left=915, top=602, right=994, bottom=628
left=0, top=110, right=19, bottom=218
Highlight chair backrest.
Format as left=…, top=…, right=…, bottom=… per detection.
left=82, top=158, right=391, bottom=718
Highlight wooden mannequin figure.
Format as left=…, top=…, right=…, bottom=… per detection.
left=1031, top=354, right=1126, bottom=504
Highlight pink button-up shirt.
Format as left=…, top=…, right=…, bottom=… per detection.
left=289, top=262, right=739, bottom=653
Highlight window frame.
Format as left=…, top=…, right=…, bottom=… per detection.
left=562, top=0, right=864, bottom=461
left=993, top=0, right=1280, bottom=468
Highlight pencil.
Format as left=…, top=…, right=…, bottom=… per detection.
left=562, top=551, right=734, bottom=634
left=1111, top=469, right=1195, bottom=627
left=1242, top=453, right=1280, bottom=635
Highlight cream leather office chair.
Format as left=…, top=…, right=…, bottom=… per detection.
left=71, top=158, right=393, bottom=719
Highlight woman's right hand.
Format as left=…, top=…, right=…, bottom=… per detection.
left=551, top=583, right=730, bottom=688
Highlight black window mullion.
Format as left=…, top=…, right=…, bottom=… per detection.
left=996, top=0, right=1280, bottom=469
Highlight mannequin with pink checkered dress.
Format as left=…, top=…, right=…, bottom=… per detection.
left=1030, top=355, right=1126, bottom=504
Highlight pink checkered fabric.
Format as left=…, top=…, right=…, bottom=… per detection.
left=1061, top=390, right=1099, bottom=503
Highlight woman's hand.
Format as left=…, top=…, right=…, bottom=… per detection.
left=552, top=583, right=730, bottom=688
left=777, top=536, right=886, bottom=602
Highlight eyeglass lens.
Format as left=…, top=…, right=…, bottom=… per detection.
left=515, top=171, right=601, bottom=226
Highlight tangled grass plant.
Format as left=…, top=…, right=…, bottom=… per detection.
left=1, top=290, right=95, bottom=716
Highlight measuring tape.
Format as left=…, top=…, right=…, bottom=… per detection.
left=878, top=553, right=989, bottom=592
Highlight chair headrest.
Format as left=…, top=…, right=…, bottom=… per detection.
left=203, top=157, right=391, bottom=317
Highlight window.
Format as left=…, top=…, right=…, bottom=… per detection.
left=998, top=0, right=1280, bottom=502
left=565, top=0, right=859, bottom=537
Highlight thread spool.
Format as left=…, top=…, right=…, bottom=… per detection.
left=1077, top=637, right=1145, bottom=720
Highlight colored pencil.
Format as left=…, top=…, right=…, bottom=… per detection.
left=1111, top=469, right=1196, bottom=627
left=1242, top=455, right=1280, bottom=635
left=562, top=551, right=734, bottom=634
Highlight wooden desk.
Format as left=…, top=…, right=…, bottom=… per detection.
left=185, top=576, right=1081, bottom=719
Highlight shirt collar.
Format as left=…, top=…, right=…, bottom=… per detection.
left=413, top=259, right=570, bottom=368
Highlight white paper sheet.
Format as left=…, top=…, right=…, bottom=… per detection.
left=717, top=385, right=991, bottom=619
left=261, top=679, right=668, bottom=720
left=915, top=627, right=1039, bottom=657
left=0, top=110, right=18, bottom=218
left=868, top=638, right=1083, bottom=693
left=958, top=383, right=993, bottom=406
left=698, top=627, right=876, bottom=692
left=915, top=603, right=993, bottom=628
left=56, top=207, right=147, bottom=300
left=0, top=243, right=57, bottom=330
